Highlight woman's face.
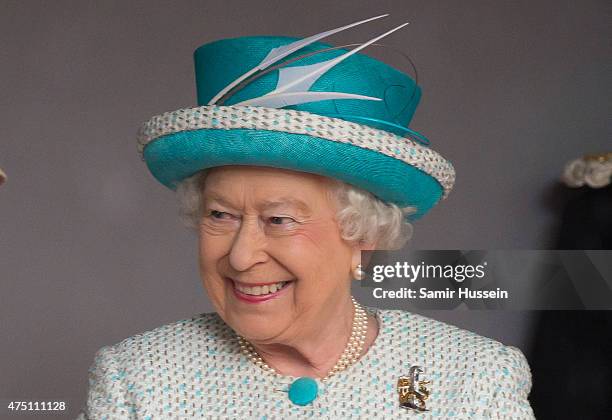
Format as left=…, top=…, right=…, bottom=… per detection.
left=198, top=166, right=359, bottom=343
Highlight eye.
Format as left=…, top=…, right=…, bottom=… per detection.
left=209, top=210, right=234, bottom=220
left=268, top=216, right=296, bottom=225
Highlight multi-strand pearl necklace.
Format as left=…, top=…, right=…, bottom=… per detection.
left=237, top=297, right=369, bottom=383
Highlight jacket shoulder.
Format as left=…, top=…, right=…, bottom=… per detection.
left=100, top=312, right=234, bottom=365
left=377, top=308, right=519, bottom=355
left=79, top=313, right=234, bottom=418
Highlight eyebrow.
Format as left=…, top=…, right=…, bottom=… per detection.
left=259, top=197, right=311, bottom=212
left=204, top=193, right=311, bottom=212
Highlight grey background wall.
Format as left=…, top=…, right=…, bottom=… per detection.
left=1, top=0, right=610, bottom=417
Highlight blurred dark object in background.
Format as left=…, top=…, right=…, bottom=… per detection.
left=529, top=183, right=612, bottom=419
left=558, top=184, right=612, bottom=248
left=529, top=311, right=612, bottom=419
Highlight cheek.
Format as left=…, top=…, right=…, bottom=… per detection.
left=198, top=232, right=231, bottom=294
left=199, top=227, right=232, bottom=264
left=294, top=216, right=344, bottom=245
left=275, top=225, right=352, bottom=283
left=290, top=227, right=329, bottom=252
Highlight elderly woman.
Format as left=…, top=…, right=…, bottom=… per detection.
left=78, top=16, right=534, bottom=419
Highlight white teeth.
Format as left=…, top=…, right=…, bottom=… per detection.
left=236, top=281, right=288, bottom=296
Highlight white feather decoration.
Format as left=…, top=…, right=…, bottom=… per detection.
left=235, top=91, right=381, bottom=108
left=266, top=22, right=409, bottom=97
left=207, top=14, right=389, bottom=105
left=274, top=61, right=332, bottom=93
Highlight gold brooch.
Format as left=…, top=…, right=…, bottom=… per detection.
left=397, top=366, right=431, bottom=411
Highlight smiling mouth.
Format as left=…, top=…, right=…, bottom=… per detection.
left=232, top=280, right=292, bottom=296
left=227, top=277, right=294, bottom=303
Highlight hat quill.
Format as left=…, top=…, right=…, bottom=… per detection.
left=236, top=22, right=408, bottom=108
left=234, top=21, right=409, bottom=108
left=209, top=14, right=411, bottom=108
left=258, top=23, right=409, bottom=94
left=208, top=14, right=389, bottom=105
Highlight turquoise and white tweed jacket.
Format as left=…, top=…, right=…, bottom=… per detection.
left=76, top=309, right=535, bottom=419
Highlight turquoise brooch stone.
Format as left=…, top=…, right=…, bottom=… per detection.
left=288, top=377, right=318, bottom=406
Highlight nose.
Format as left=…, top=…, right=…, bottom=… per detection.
left=228, top=217, right=269, bottom=272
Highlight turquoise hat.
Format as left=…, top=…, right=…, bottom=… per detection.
left=138, top=16, right=455, bottom=220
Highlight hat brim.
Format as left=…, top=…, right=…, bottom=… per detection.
left=143, top=128, right=443, bottom=221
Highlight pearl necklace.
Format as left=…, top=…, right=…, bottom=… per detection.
left=237, top=297, right=369, bottom=383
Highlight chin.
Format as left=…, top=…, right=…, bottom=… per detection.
left=227, top=313, right=287, bottom=343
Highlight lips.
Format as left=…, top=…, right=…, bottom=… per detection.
left=228, top=278, right=293, bottom=303
left=235, top=280, right=290, bottom=296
